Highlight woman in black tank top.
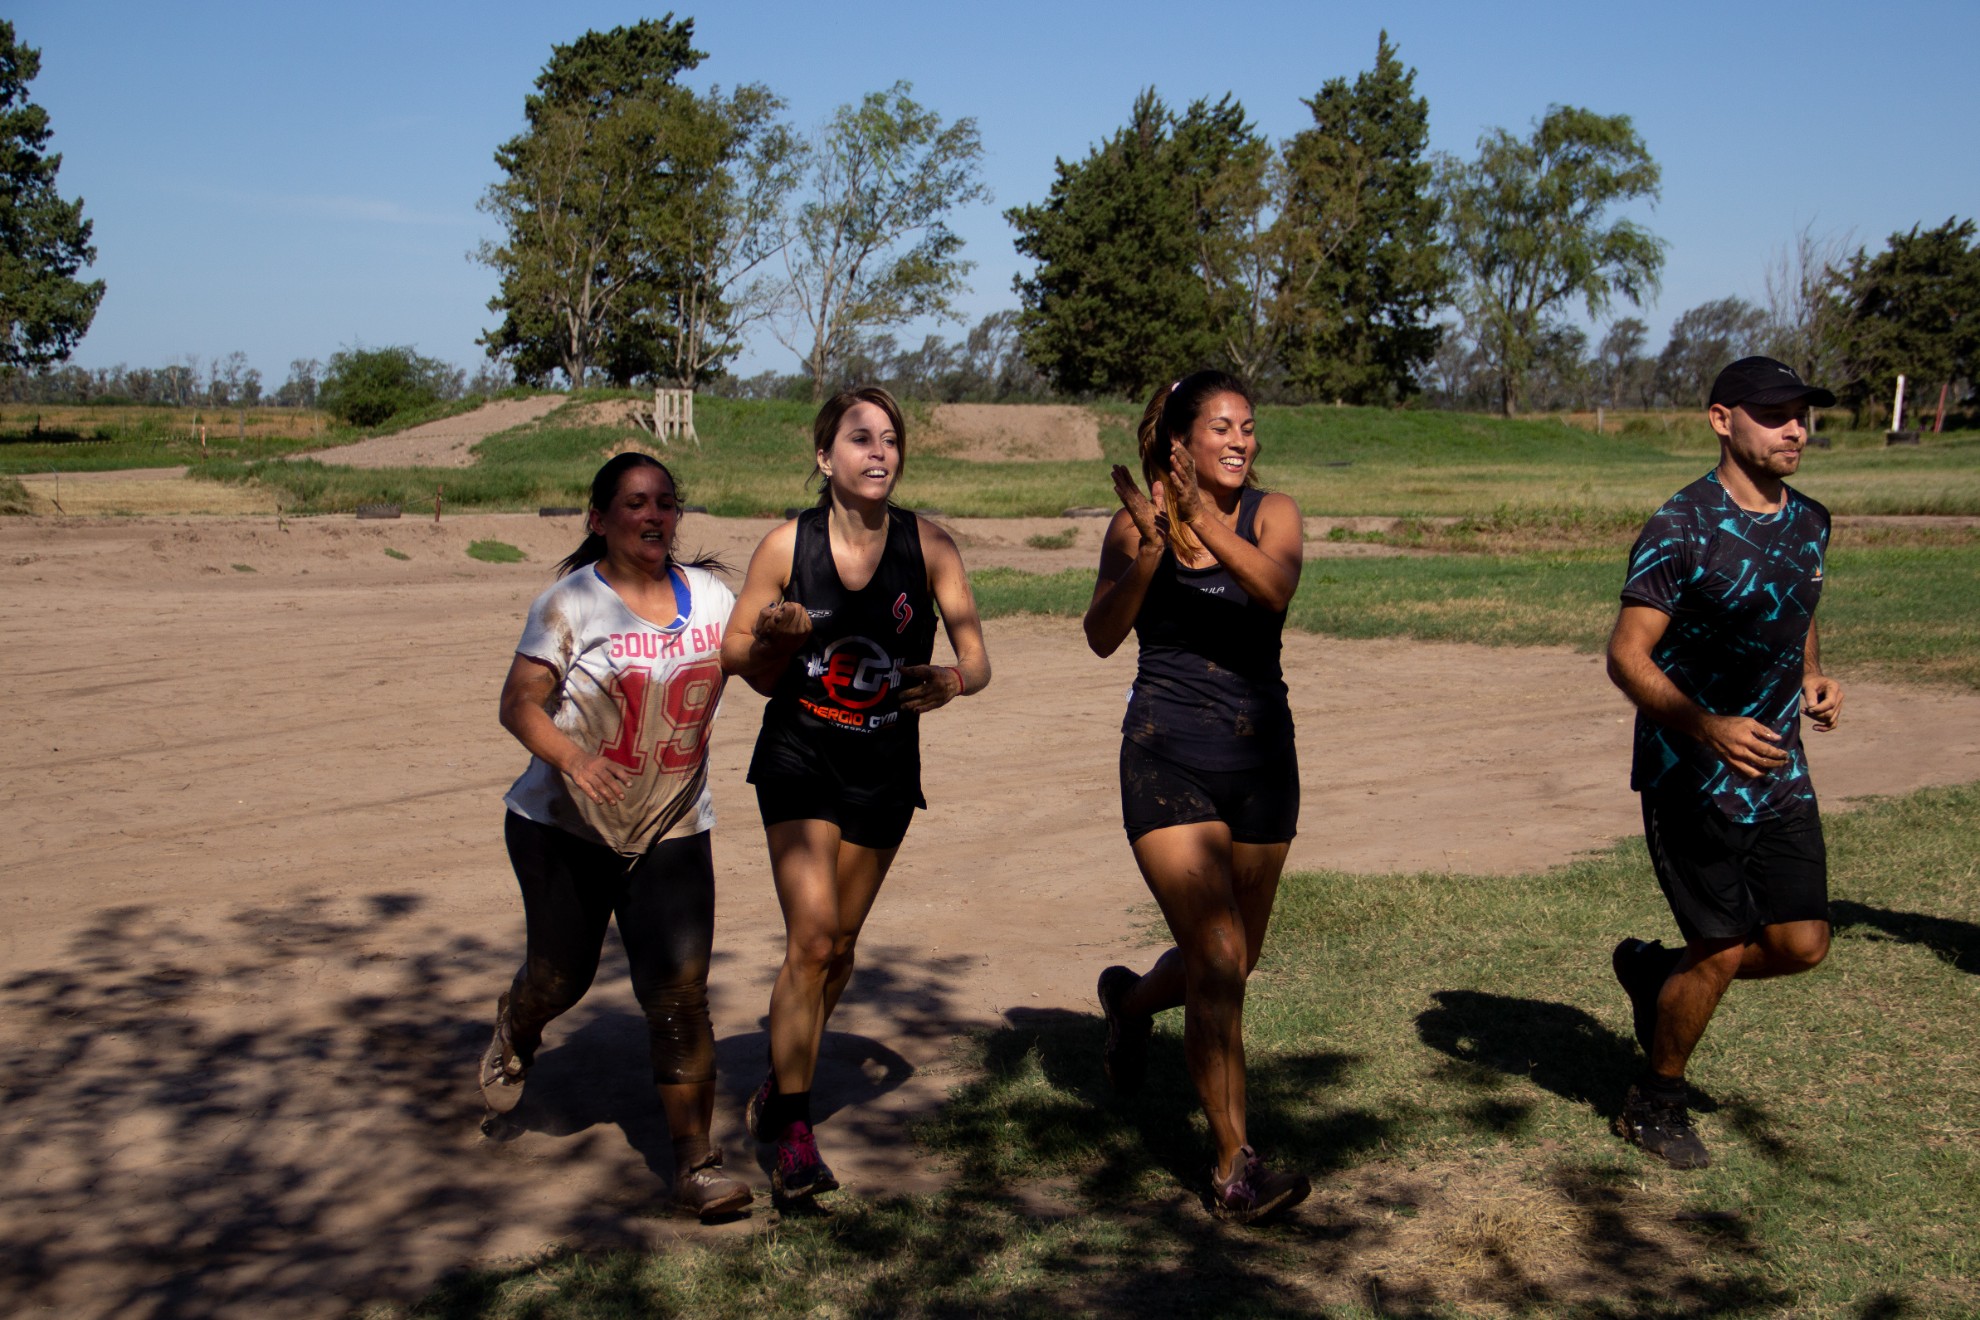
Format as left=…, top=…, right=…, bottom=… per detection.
left=720, top=387, right=991, bottom=1206
left=1083, top=370, right=1311, bottom=1225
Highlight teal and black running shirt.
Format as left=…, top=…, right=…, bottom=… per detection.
left=1620, top=471, right=1829, bottom=823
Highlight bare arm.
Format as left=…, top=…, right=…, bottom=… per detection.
left=898, top=521, right=991, bottom=712
left=497, top=654, right=633, bottom=806
left=1083, top=469, right=1165, bottom=658
left=1606, top=604, right=1789, bottom=779
left=1801, top=616, right=1843, bottom=731
left=1166, top=450, right=1302, bottom=612
left=719, top=521, right=810, bottom=697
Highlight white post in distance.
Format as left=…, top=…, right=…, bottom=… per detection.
left=1892, top=374, right=1907, bottom=432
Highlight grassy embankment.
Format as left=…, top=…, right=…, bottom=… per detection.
left=375, top=781, right=1980, bottom=1318
left=17, top=391, right=1959, bottom=518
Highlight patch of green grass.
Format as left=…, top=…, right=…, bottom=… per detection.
left=466, top=540, right=525, bottom=564
left=187, top=399, right=1980, bottom=518
left=0, top=475, right=31, bottom=514
left=383, top=548, right=410, bottom=561
left=230, top=563, right=255, bottom=573
left=972, top=538, right=1980, bottom=690
left=1024, top=527, right=1079, bottom=551
left=380, top=783, right=1980, bottom=1317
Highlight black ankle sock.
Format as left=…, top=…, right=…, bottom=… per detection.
left=763, top=1088, right=812, bottom=1136
left=1638, top=1069, right=1687, bottom=1102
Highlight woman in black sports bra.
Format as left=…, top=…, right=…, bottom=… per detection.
left=721, top=386, right=991, bottom=1206
left=1083, top=370, right=1310, bottom=1225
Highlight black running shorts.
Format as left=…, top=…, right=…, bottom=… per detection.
left=1640, top=790, right=1829, bottom=943
left=1120, top=737, right=1299, bottom=846
left=754, top=779, right=917, bottom=851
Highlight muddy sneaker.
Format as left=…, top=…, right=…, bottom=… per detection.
left=1616, top=1083, right=1710, bottom=1169
left=1098, top=965, right=1153, bottom=1096
left=1208, top=1145, right=1310, bottom=1225
left=745, top=1071, right=774, bottom=1143
left=477, top=991, right=530, bottom=1115
left=770, top=1121, right=839, bottom=1206
left=674, top=1149, right=753, bottom=1220
left=1612, top=938, right=1681, bottom=1057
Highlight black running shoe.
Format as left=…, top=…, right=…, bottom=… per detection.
left=477, top=991, right=530, bottom=1115
left=1612, top=938, right=1678, bottom=1057
left=1208, top=1145, right=1311, bottom=1225
left=771, top=1121, right=839, bottom=1205
left=1616, top=1083, right=1710, bottom=1169
left=1098, top=965, right=1152, bottom=1095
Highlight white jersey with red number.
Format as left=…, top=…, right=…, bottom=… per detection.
left=503, top=563, right=734, bottom=856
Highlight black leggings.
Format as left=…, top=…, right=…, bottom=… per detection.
left=501, top=812, right=718, bottom=1085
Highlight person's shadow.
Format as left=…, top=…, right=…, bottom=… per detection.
left=1832, top=900, right=1979, bottom=975
left=1414, top=989, right=1645, bottom=1125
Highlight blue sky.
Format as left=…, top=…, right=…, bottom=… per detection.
left=17, top=0, right=1979, bottom=387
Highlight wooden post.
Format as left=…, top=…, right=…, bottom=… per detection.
left=1892, top=374, right=1906, bottom=432
left=1596, top=406, right=1605, bottom=435
left=434, top=485, right=443, bottom=524
left=1932, top=381, right=1949, bottom=433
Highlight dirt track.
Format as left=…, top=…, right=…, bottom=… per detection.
left=4, top=511, right=1979, bottom=1318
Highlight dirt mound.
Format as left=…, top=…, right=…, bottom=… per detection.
left=922, top=403, right=1101, bottom=462
left=303, top=395, right=566, bottom=468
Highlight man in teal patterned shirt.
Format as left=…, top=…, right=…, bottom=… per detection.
left=1605, top=356, right=1845, bottom=1169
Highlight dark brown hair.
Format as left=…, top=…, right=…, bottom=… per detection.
left=809, top=386, right=908, bottom=508
left=555, top=450, right=722, bottom=579
left=1136, top=370, right=1256, bottom=559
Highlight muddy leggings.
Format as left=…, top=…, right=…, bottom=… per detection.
left=501, top=812, right=717, bottom=1085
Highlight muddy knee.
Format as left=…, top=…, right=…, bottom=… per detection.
left=642, top=981, right=716, bottom=1085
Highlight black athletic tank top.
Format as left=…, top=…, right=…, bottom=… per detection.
left=748, top=505, right=938, bottom=803
left=1125, top=486, right=1292, bottom=771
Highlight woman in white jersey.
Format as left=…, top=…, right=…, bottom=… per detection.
left=479, top=451, right=750, bottom=1221
left=721, top=387, right=991, bottom=1207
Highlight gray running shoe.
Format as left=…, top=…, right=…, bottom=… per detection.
left=1098, top=965, right=1152, bottom=1096
left=1209, top=1145, right=1310, bottom=1225
left=477, top=991, right=529, bottom=1115
left=1616, top=1083, right=1710, bottom=1169
left=675, top=1149, right=753, bottom=1220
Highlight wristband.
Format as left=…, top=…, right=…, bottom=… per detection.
left=947, top=665, right=967, bottom=697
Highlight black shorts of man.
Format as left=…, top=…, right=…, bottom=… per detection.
left=1604, top=356, right=1845, bottom=1169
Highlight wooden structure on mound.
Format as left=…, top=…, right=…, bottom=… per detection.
left=632, top=387, right=699, bottom=447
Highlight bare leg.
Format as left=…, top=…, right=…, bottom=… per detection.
left=1128, top=821, right=1261, bottom=1177
left=1124, top=840, right=1288, bottom=1020
left=764, top=819, right=897, bottom=1096
left=1650, top=919, right=1830, bottom=1079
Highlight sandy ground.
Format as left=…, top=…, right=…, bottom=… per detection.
left=302, top=396, right=566, bottom=468
left=4, top=511, right=1980, bottom=1319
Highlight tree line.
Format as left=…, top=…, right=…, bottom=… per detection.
left=2, top=16, right=1974, bottom=427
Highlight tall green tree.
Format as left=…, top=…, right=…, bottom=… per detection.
left=1830, top=217, right=1980, bottom=424
left=0, top=21, right=104, bottom=371
left=1438, top=105, right=1665, bottom=416
left=1655, top=296, right=1767, bottom=407
left=777, top=82, right=986, bottom=401
left=476, top=17, right=707, bottom=387
left=1278, top=33, right=1449, bottom=404
left=1008, top=91, right=1231, bottom=398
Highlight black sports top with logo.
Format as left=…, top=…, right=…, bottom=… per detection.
left=747, top=504, right=938, bottom=808
left=1125, top=486, right=1293, bottom=772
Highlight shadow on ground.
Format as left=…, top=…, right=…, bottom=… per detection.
left=1832, top=899, right=1980, bottom=975
left=0, top=894, right=974, bottom=1319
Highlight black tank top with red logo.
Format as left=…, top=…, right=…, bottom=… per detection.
left=747, top=504, right=937, bottom=805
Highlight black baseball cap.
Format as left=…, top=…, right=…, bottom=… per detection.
left=1709, top=356, right=1836, bottom=409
